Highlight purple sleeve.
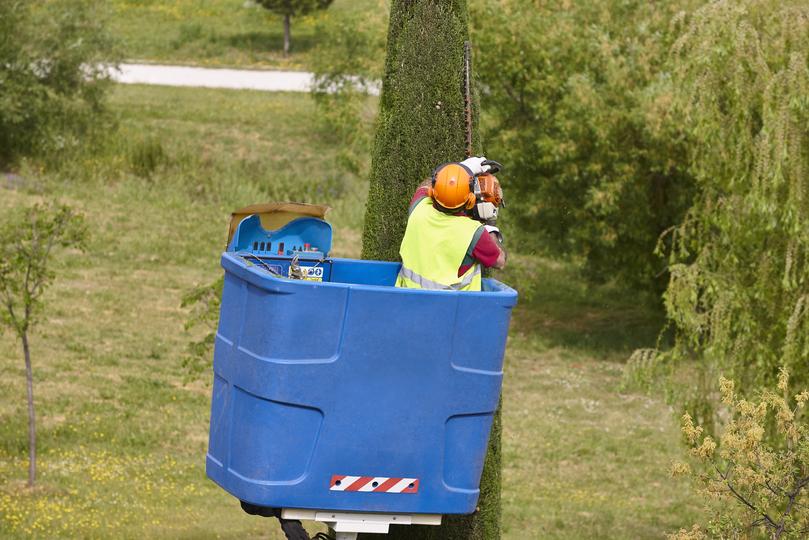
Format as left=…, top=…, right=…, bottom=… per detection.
left=409, top=187, right=430, bottom=214
left=458, top=229, right=501, bottom=276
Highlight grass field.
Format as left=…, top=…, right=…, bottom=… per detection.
left=0, top=85, right=701, bottom=538
left=108, top=0, right=386, bottom=69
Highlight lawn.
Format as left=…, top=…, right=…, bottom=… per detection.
left=108, top=0, right=387, bottom=70
left=0, top=85, right=701, bottom=538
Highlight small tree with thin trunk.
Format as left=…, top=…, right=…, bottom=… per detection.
left=255, top=0, right=333, bottom=57
left=0, top=203, right=87, bottom=488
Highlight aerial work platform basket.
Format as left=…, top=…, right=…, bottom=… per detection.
left=206, top=206, right=517, bottom=536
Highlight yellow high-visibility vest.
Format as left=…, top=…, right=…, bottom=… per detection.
left=396, top=198, right=483, bottom=292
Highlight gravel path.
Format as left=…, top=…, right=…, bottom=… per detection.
left=111, top=63, right=315, bottom=92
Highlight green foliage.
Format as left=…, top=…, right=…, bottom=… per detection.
left=256, top=0, right=334, bottom=54
left=310, top=3, right=387, bottom=178
left=180, top=276, right=223, bottom=383
left=0, top=203, right=88, bottom=337
left=255, top=0, right=333, bottom=17
left=0, top=202, right=87, bottom=486
left=128, top=136, right=167, bottom=178
left=670, top=369, right=809, bottom=539
left=471, top=0, right=697, bottom=291
left=656, top=0, right=809, bottom=428
left=0, top=0, right=116, bottom=167
left=362, top=0, right=475, bottom=263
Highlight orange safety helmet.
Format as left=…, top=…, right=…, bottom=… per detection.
left=428, top=163, right=477, bottom=211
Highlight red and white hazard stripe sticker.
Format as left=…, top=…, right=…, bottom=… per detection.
left=330, top=475, right=419, bottom=494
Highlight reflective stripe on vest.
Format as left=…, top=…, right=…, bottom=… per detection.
left=397, top=264, right=481, bottom=291
left=397, top=198, right=483, bottom=292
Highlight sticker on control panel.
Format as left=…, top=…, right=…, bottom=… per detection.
left=289, top=266, right=324, bottom=281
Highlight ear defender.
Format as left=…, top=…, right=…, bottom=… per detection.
left=464, top=192, right=477, bottom=210
left=465, top=175, right=479, bottom=210
left=427, top=165, right=440, bottom=200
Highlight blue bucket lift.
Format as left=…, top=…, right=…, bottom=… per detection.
left=207, top=204, right=517, bottom=538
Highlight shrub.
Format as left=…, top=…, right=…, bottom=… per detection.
left=129, top=137, right=167, bottom=178
left=670, top=369, right=809, bottom=539
left=470, top=0, right=698, bottom=291
left=181, top=277, right=223, bottom=383
left=0, top=1, right=117, bottom=167
left=309, top=4, right=387, bottom=179
left=645, top=0, right=809, bottom=428
left=0, top=203, right=88, bottom=487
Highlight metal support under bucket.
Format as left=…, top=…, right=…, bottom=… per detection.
left=282, top=509, right=442, bottom=537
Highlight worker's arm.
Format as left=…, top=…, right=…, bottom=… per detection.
left=489, top=232, right=507, bottom=269
left=467, top=228, right=506, bottom=271
left=483, top=223, right=506, bottom=269
left=408, top=180, right=432, bottom=214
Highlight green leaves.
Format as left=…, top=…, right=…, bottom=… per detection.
left=180, top=276, right=223, bottom=383
left=309, top=5, right=387, bottom=179
left=471, top=0, right=698, bottom=291
left=255, top=0, right=334, bottom=17
left=664, top=0, right=809, bottom=409
left=362, top=0, right=474, bottom=262
left=0, top=202, right=87, bottom=338
left=0, top=0, right=116, bottom=166
left=672, top=371, right=809, bottom=539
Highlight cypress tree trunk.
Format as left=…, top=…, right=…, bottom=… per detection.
left=360, top=1, right=501, bottom=538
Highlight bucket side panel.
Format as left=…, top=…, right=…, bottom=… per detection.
left=218, top=273, right=246, bottom=344
left=228, top=386, right=324, bottom=483
left=443, top=412, right=495, bottom=491
left=207, top=373, right=230, bottom=467
left=208, top=256, right=517, bottom=514
left=330, top=259, right=400, bottom=287
left=449, top=293, right=512, bottom=374
left=239, top=282, right=345, bottom=362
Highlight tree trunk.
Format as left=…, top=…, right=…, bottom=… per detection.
left=23, top=332, right=36, bottom=488
left=283, top=14, right=291, bottom=57
left=361, top=1, right=501, bottom=538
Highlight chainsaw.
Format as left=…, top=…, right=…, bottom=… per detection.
left=462, top=41, right=505, bottom=224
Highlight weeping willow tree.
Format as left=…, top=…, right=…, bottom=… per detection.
left=360, top=1, right=500, bottom=539
left=634, top=0, right=809, bottom=428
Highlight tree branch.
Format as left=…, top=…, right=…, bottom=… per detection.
left=718, top=464, right=778, bottom=530
left=724, top=481, right=777, bottom=529
left=790, top=475, right=809, bottom=496
left=774, top=476, right=809, bottom=540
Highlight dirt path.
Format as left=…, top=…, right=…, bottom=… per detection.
left=110, top=63, right=380, bottom=95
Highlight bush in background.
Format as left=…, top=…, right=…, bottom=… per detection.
left=309, top=3, right=387, bottom=180
left=0, top=203, right=88, bottom=488
left=640, top=0, right=809, bottom=430
left=670, top=369, right=809, bottom=539
left=256, top=0, right=333, bottom=56
left=0, top=0, right=117, bottom=168
left=471, top=0, right=697, bottom=292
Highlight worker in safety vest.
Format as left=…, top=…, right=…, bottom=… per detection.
left=396, top=157, right=506, bottom=292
